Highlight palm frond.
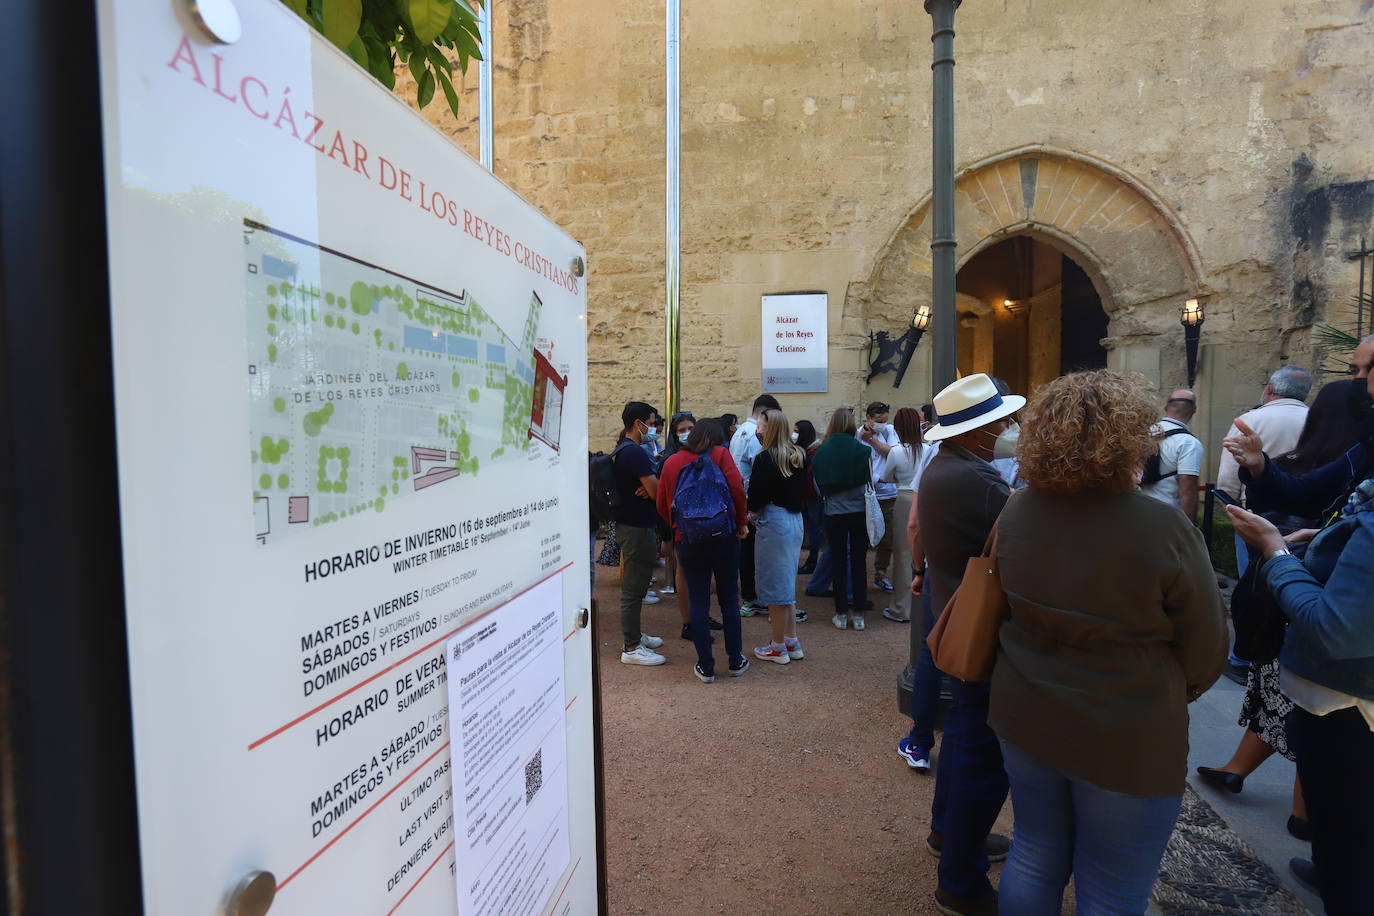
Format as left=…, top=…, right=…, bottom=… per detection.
left=1314, top=323, right=1361, bottom=351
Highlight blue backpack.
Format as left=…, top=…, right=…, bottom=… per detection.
left=673, top=453, right=736, bottom=543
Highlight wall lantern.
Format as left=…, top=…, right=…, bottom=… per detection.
left=1181, top=297, right=1205, bottom=387
left=867, top=304, right=932, bottom=388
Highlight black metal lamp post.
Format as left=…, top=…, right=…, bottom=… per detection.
left=925, top=0, right=960, bottom=393
left=1182, top=298, right=1205, bottom=387
left=900, top=0, right=961, bottom=718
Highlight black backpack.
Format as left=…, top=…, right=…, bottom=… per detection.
left=589, top=440, right=635, bottom=524
left=1141, top=426, right=1195, bottom=485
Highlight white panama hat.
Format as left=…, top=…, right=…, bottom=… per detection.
left=923, top=373, right=1026, bottom=442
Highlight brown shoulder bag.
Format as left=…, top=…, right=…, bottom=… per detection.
left=925, top=523, right=1009, bottom=683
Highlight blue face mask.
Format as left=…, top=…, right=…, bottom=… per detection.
left=644, top=427, right=660, bottom=442
left=677, top=432, right=690, bottom=444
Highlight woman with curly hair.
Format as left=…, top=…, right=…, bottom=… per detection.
left=990, top=370, right=1227, bottom=915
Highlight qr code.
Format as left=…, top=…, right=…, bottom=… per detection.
left=524, top=749, right=543, bottom=805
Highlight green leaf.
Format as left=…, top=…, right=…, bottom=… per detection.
left=407, top=0, right=453, bottom=44
left=321, top=0, right=363, bottom=49
left=345, top=35, right=369, bottom=67
left=408, top=48, right=428, bottom=87
left=425, top=45, right=453, bottom=76
left=451, top=25, right=482, bottom=63
left=417, top=68, right=436, bottom=108
left=281, top=0, right=309, bottom=17
left=434, top=64, right=460, bottom=116
left=362, top=37, right=396, bottom=88
left=452, top=8, right=483, bottom=42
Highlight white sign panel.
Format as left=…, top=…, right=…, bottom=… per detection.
left=96, top=1, right=597, bottom=913
left=761, top=292, right=828, bottom=393
left=446, top=576, right=570, bottom=916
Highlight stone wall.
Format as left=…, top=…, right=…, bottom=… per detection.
left=407, top=0, right=1374, bottom=464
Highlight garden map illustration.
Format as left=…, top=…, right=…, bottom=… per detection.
left=244, top=221, right=566, bottom=545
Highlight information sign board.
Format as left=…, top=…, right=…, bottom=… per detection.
left=761, top=292, right=828, bottom=392
left=95, top=1, right=597, bottom=912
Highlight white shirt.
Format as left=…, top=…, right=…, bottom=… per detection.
left=862, top=423, right=901, bottom=500
left=729, top=418, right=762, bottom=485
left=911, top=441, right=940, bottom=492
left=881, top=442, right=925, bottom=491
left=1216, top=398, right=1309, bottom=503
left=1141, top=417, right=1203, bottom=508
left=1281, top=668, right=1374, bottom=732
left=990, top=457, right=1021, bottom=488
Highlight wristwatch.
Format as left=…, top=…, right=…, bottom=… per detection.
left=1265, top=548, right=1293, bottom=562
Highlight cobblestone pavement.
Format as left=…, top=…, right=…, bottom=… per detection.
left=1155, top=788, right=1308, bottom=915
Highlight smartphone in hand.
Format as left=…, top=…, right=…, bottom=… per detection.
left=1211, top=488, right=1238, bottom=508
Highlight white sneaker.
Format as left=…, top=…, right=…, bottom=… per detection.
left=620, top=645, right=666, bottom=666
left=784, top=641, right=805, bottom=660
left=639, top=633, right=663, bottom=649
left=642, top=593, right=660, bottom=605
left=754, top=643, right=791, bottom=664
left=658, top=585, right=676, bottom=595
left=831, top=614, right=849, bottom=630
left=852, top=615, right=866, bottom=631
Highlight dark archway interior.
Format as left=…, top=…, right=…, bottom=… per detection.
left=1060, top=255, right=1109, bottom=375
left=954, top=235, right=1106, bottom=395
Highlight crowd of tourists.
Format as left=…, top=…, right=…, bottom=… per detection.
left=590, top=332, right=1374, bottom=916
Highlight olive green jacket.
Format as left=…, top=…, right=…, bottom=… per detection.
left=989, top=487, right=1227, bottom=797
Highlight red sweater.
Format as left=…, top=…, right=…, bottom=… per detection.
left=656, top=446, right=748, bottom=542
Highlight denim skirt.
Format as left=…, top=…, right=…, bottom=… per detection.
left=754, top=504, right=804, bottom=605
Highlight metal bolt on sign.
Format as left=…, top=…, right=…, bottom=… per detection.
left=575, top=606, right=590, bottom=629
left=226, top=870, right=275, bottom=916
left=185, top=0, right=242, bottom=44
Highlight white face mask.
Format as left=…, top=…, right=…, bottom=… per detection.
left=790, top=432, right=800, bottom=443
left=993, top=422, right=1020, bottom=460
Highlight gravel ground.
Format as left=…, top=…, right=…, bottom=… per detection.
left=593, top=557, right=1014, bottom=915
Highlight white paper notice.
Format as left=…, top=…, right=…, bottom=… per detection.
left=446, top=575, right=570, bottom=916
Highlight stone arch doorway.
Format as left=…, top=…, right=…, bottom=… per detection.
left=854, top=146, right=1206, bottom=400
left=954, top=234, right=1109, bottom=394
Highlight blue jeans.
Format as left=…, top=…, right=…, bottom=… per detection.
left=931, top=680, right=1008, bottom=901
left=823, top=512, right=868, bottom=614
left=806, top=542, right=833, bottom=594
left=998, top=740, right=1181, bottom=916
left=676, top=537, right=744, bottom=676
left=802, top=498, right=824, bottom=557
left=906, top=587, right=939, bottom=750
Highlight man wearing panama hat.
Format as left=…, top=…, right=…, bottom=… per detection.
left=918, top=373, right=1023, bottom=916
